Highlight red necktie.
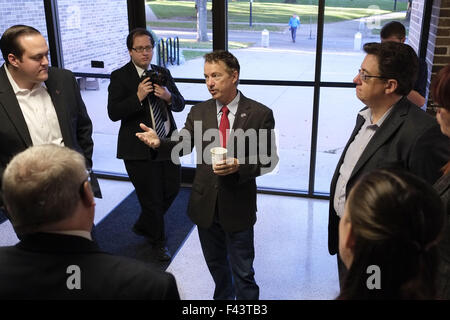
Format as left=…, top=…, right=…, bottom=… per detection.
left=219, top=105, right=230, bottom=147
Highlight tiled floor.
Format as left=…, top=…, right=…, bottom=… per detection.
left=167, top=193, right=339, bottom=300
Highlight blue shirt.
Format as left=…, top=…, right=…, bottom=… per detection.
left=333, top=106, right=393, bottom=217
left=289, top=16, right=301, bottom=28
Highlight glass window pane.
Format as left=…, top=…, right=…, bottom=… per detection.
left=314, top=87, right=364, bottom=193
left=237, top=85, right=313, bottom=191
left=80, top=78, right=127, bottom=174
left=172, top=103, right=197, bottom=169
left=228, top=0, right=318, bottom=81
left=0, top=0, right=49, bottom=65
left=146, top=1, right=212, bottom=75
left=226, top=1, right=318, bottom=192
left=56, top=0, right=129, bottom=175
left=322, top=0, right=409, bottom=82
left=146, top=1, right=214, bottom=169
left=171, top=82, right=211, bottom=102
left=57, top=0, right=129, bottom=72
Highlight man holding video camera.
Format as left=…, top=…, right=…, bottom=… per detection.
left=107, top=28, right=185, bottom=261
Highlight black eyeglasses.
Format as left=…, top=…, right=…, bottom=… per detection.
left=358, top=69, right=388, bottom=81
left=132, top=46, right=153, bottom=53
left=79, top=170, right=92, bottom=197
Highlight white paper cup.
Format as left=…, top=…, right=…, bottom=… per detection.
left=211, top=147, right=227, bottom=166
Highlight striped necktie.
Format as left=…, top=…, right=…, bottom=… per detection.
left=148, top=97, right=167, bottom=138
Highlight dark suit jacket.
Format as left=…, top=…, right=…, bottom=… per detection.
left=328, top=96, right=450, bottom=255
left=435, top=172, right=450, bottom=261
left=107, top=62, right=185, bottom=160
left=157, top=93, right=278, bottom=232
left=0, top=65, right=101, bottom=201
left=0, top=233, right=180, bottom=299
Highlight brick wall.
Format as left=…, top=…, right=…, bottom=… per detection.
left=57, top=0, right=129, bottom=72
left=0, top=0, right=130, bottom=73
left=427, top=0, right=450, bottom=108
left=408, top=0, right=424, bottom=54
left=0, top=0, right=48, bottom=64
left=429, top=0, right=450, bottom=79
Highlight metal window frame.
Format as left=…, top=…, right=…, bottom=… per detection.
left=43, top=0, right=64, bottom=68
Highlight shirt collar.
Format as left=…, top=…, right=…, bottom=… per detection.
left=359, top=105, right=394, bottom=128
left=4, top=64, right=46, bottom=93
left=47, top=230, right=93, bottom=241
left=133, top=62, right=146, bottom=77
left=217, top=90, right=240, bottom=116
left=133, top=62, right=153, bottom=77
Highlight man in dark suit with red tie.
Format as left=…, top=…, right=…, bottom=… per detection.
left=107, top=28, right=185, bottom=261
left=0, top=25, right=102, bottom=217
left=136, top=50, right=279, bottom=300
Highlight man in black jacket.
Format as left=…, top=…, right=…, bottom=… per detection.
left=0, top=144, right=179, bottom=300
left=107, top=28, right=185, bottom=261
left=136, top=50, right=279, bottom=300
left=329, top=42, right=450, bottom=286
left=0, top=25, right=102, bottom=217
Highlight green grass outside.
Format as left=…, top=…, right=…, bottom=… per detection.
left=234, top=0, right=407, bottom=11
left=156, top=39, right=253, bottom=61
left=181, top=44, right=252, bottom=61
left=179, top=39, right=252, bottom=49
left=182, top=50, right=206, bottom=61
left=147, top=0, right=407, bottom=24
left=180, top=39, right=253, bottom=61
left=147, top=0, right=408, bottom=61
left=149, top=21, right=283, bottom=32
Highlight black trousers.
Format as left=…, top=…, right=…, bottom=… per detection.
left=124, top=159, right=180, bottom=245
left=197, top=212, right=259, bottom=300
left=335, top=215, right=348, bottom=289
left=337, top=253, right=348, bottom=289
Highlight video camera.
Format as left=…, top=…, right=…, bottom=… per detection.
left=141, top=69, right=167, bottom=87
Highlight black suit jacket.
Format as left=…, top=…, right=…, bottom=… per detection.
left=157, top=93, right=278, bottom=232
left=328, top=96, right=450, bottom=255
left=434, top=172, right=450, bottom=267
left=0, top=65, right=101, bottom=200
left=0, top=233, right=180, bottom=299
left=107, top=62, right=185, bottom=160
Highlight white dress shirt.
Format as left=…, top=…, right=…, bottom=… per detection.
left=216, top=90, right=240, bottom=129
left=4, top=65, right=64, bottom=146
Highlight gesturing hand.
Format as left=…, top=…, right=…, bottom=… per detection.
left=136, top=123, right=161, bottom=149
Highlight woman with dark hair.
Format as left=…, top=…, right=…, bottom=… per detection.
left=431, top=64, right=450, bottom=299
left=338, top=169, right=446, bottom=299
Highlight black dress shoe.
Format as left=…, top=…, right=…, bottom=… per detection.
left=154, top=246, right=171, bottom=261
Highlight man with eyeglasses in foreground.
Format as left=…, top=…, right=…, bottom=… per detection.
left=328, top=42, right=450, bottom=287
left=0, top=144, right=180, bottom=299
left=108, top=28, right=185, bottom=261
